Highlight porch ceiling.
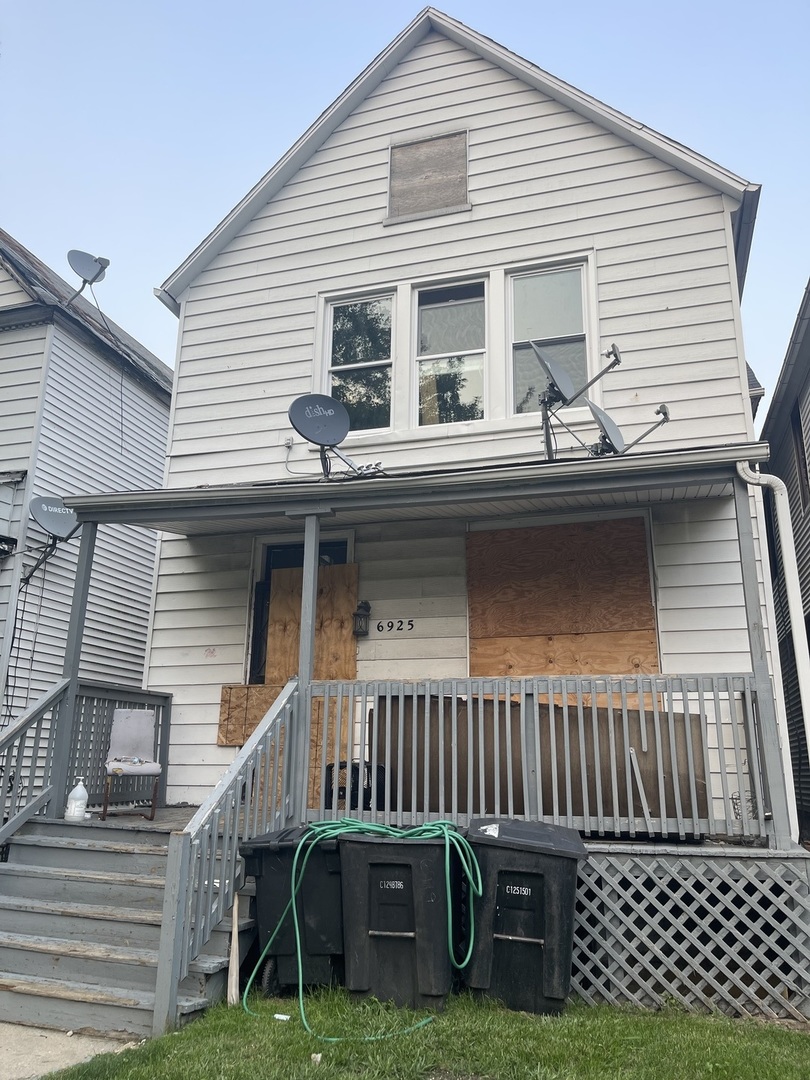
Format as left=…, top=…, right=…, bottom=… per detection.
left=65, top=443, right=769, bottom=537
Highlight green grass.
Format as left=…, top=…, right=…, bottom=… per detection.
left=51, top=992, right=810, bottom=1080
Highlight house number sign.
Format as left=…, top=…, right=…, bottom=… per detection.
left=376, top=620, right=415, bottom=632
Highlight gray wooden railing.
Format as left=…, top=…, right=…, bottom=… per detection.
left=152, top=678, right=298, bottom=1036
left=0, top=678, right=172, bottom=843
left=306, top=675, right=769, bottom=842
left=0, top=678, right=69, bottom=844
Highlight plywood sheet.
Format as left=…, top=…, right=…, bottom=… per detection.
left=218, top=684, right=284, bottom=746
left=470, top=630, right=659, bottom=678
left=372, top=695, right=707, bottom=828
left=468, top=519, right=659, bottom=677
left=265, top=563, right=359, bottom=684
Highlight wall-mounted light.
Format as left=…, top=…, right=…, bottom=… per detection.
left=0, top=535, right=16, bottom=561
left=352, top=600, right=371, bottom=637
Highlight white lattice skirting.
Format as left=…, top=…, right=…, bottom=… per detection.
left=572, top=848, right=810, bottom=1020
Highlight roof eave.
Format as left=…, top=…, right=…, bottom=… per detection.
left=65, top=442, right=771, bottom=530
left=761, top=277, right=810, bottom=441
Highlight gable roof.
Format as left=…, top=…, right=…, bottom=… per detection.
left=0, top=227, right=173, bottom=396
left=157, top=6, right=760, bottom=313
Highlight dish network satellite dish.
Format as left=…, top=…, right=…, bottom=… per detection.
left=29, top=496, right=80, bottom=540
left=288, top=394, right=384, bottom=479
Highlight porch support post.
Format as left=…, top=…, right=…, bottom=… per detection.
left=733, top=477, right=793, bottom=848
left=292, top=513, right=321, bottom=821
left=47, top=521, right=98, bottom=819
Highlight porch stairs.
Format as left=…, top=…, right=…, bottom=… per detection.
left=0, top=818, right=255, bottom=1037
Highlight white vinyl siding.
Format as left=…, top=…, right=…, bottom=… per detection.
left=0, top=324, right=47, bottom=472
left=167, top=32, right=749, bottom=486
left=653, top=499, right=751, bottom=671
left=146, top=533, right=254, bottom=804
left=7, top=326, right=170, bottom=707
left=0, top=268, right=33, bottom=309
left=356, top=521, right=468, bottom=680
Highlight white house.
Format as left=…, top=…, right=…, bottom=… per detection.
left=12, top=8, right=809, bottom=1029
left=0, top=228, right=172, bottom=720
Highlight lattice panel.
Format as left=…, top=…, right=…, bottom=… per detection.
left=572, top=851, right=810, bottom=1020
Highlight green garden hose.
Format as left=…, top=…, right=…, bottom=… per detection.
left=242, top=817, right=482, bottom=1042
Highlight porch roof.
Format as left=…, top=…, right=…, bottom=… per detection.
left=64, top=442, right=769, bottom=537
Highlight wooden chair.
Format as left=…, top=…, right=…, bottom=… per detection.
left=101, top=709, right=162, bottom=821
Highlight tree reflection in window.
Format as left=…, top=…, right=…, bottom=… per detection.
left=329, top=297, right=392, bottom=431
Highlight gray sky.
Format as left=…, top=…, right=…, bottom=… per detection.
left=2, top=0, right=807, bottom=424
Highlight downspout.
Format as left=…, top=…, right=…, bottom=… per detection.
left=736, top=461, right=810, bottom=824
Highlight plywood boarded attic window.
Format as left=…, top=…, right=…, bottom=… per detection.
left=467, top=518, right=660, bottom=678
left=388, top=132, right=469, bottom=220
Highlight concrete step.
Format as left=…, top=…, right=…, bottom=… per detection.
left=0, top=863, right=165, bottom=909
left=7, top=834, right=169, bottom=875
left=0, top=972, right=207, bottom=1038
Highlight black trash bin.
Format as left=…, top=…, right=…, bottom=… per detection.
left=240, top=826, right=344, bottom=992
left=464, top=818, right=587, bottom=1014
left=339, top=833, right=462, bottom=1009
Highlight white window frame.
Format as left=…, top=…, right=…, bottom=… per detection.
left=315, top=253, right=597, bottom=443
left=411, top=278, right=488, bottom=429
left=506, top=257, right=596, bottom=419
left=324, top=291, right=396, bottom=435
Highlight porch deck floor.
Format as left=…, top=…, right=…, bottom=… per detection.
left=81, top=804, right=200, bottom=832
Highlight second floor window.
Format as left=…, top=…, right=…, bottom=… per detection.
left=329, top=296, right=392, bottom=432
left=512, top=266, right=586, bottom=414
left=417, top=282, right=485, bottom=426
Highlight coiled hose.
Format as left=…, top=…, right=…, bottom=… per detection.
left=242, top=817, right=482, bottom=1042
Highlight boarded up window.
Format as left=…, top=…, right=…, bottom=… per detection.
left=467, top=518, right=659, bottom=677
left=389, top=132, right=468, bottom=219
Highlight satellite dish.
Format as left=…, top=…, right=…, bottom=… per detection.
left=29, top=496, right=79, bottom=540
left=587, top=399, right=626, bottom=455
left=288, top=394, right=351, bottom=447
left=529, top=343, right=577, bottom=406
left=67, top=250, right=109, bottom=285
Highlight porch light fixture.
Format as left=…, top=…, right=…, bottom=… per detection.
left=0, top=535, right=16, bottom=560
left=353, top=601, right=371, bottom=637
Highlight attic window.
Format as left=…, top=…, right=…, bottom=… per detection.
left=388, top=132, right=469, bottom=221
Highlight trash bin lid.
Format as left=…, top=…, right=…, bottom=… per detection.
left=467, top=818, right=588, bottom=860
left=240, top=825, right=323, bottom=856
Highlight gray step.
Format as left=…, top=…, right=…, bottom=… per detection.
left=18, top=819, right=174, bottom=848
left=0, top=973, right=207, bottom=1038
left=7, top=834, right=169, bottom=876
left=0, top=863, right=165, bottom=909
left=0, top=930, right=231, bottom=991
left=0, top=895, right=164, bottom=948
left=0, top=932, right=161, bottom=992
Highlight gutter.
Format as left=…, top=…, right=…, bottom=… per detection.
left=736, top=461, right=810, bottom=830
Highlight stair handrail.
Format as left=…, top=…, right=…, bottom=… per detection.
left=152, top=677, right=299, bottom=1036
left=0, top=677, right=71, bottom=845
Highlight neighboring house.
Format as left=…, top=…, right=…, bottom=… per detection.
left=0, top=228, right=172, bottom=721
left=760, top=278, right=810, bottom=838
left=18, top=8, right=810, bottom=1025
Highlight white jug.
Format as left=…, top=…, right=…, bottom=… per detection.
left=65, top=777, right=88, bottom=821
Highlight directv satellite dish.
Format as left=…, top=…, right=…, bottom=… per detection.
left=587, top=399, right=626, bottom=455
left=288, top=394, right=351, bottom=447
left=29, top=496, right=79, bottom=540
